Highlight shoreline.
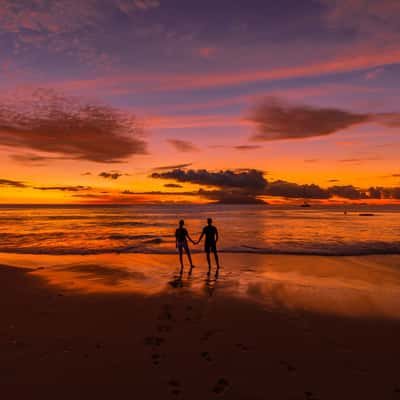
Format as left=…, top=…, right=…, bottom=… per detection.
left=1, top=249, right=400, bottom=256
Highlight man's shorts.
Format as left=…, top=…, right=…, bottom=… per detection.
left=205, top=242, right=217, bottom=253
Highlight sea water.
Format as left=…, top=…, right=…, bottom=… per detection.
left=0, top=204, right=399, bottom=256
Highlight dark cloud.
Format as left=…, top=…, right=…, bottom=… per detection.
left=167, top=139, right=199, bottom=152
left=367, top=187, right=382, bottom=199
left=164, top=183, right=183, bottom=188
left=150, top=167, right=400, bottom=202
left=99, top=171, right=124, bottom=180
left=0, top=89, right=147, bottom=163
left=197, top=189, right=266, bottom=204
left=234, top=145, right=262, bottom=151
left=0, top=178, right=27, bottom=188
left=389, top=188, right=400, bottom=199
left=151, top=168, right=268, bottom=203
left=81, top=172, right=92, bottom=176
left=248, top=97, right=370, bottom=141
left=34, top=185, right=92, bottom=192
left=152, top=168, right=268, bottom=193
left=152, top=163, right=192, bottom=171
left=328, top=185, right=365, bottom=200
left=328, top=179, right=340, bottom=183
left=265, top=180, right=330, bottom=199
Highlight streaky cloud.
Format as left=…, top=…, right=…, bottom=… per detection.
left=0, top=178, right=27, bottom=188
left=152, top=163, right=192, bottom=171
left=34, top=185, right=92, bottom=192
left=164, top=183, right=183, bottom=188
left=234, top=145, right=262, bottom=151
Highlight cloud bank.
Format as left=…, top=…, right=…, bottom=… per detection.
left=152, top=169, right=268, bottom=193
left=151, top=168, right=400, bottom=203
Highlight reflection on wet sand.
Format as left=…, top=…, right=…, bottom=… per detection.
left=2, top=252, right=400, bottom=319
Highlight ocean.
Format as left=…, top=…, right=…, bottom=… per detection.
left=0, top=204, right=399, bottom=256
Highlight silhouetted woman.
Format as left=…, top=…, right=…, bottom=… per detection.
left=175, top=219, right=195, bottom=270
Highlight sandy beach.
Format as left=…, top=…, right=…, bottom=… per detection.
left=1, top=253, right=400, bottom=398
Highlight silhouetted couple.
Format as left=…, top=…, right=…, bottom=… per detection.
left=175, top=218, right=220, bottom=275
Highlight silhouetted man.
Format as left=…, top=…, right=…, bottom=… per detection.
left=175, top=219, right=195, bottom=270
left=197, top=218, right=220, bottom=274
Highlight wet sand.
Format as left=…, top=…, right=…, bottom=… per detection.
left=1, top=254, right=400, bottom=399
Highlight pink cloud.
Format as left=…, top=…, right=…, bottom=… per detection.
left=365, top=67, right=385, bottom=80
left=197, top=47, right=217, bottom=59
left=51, top=46, right=400, bottom=94
left=321, top=0, right=400, bottom=39
left=117, top=0, right=160, bottom=13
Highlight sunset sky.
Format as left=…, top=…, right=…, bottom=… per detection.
left=0, top=0, right=399, bottom=204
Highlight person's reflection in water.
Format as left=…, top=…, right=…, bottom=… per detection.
left=169, top=267, right=184, bottom=288
left=168, top=263, right=195, bottom=289
left=204, top=268, right=219, bottom=297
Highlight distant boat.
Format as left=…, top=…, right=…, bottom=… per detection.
left=300, top=201, right=311, bottom=208
left=359, top=213, right=375, bottom=216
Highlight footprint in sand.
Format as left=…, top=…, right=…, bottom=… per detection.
left=144, top=336, right=165, bottom=347
left=235, top=343, right=249, bottom=352
left=212, top=378, right=230, bottom=395
left=201, top=351, right=213, bottom=363
left=304, top=391, right=319, bottom=400
left=168, top=379, right=182, bottom=396
left=157, top=324, right=172, bottom=333
left=280, top=360, right=296, bottom=373
left=158, top=305, right=174, bottom=322
left=10, top=339, right=26, bottom=348
left=184, top=305, right=202, bottom=322
left=151, top=353, right=162, bottom=366
left=201, top=329, right=221, bottom=342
